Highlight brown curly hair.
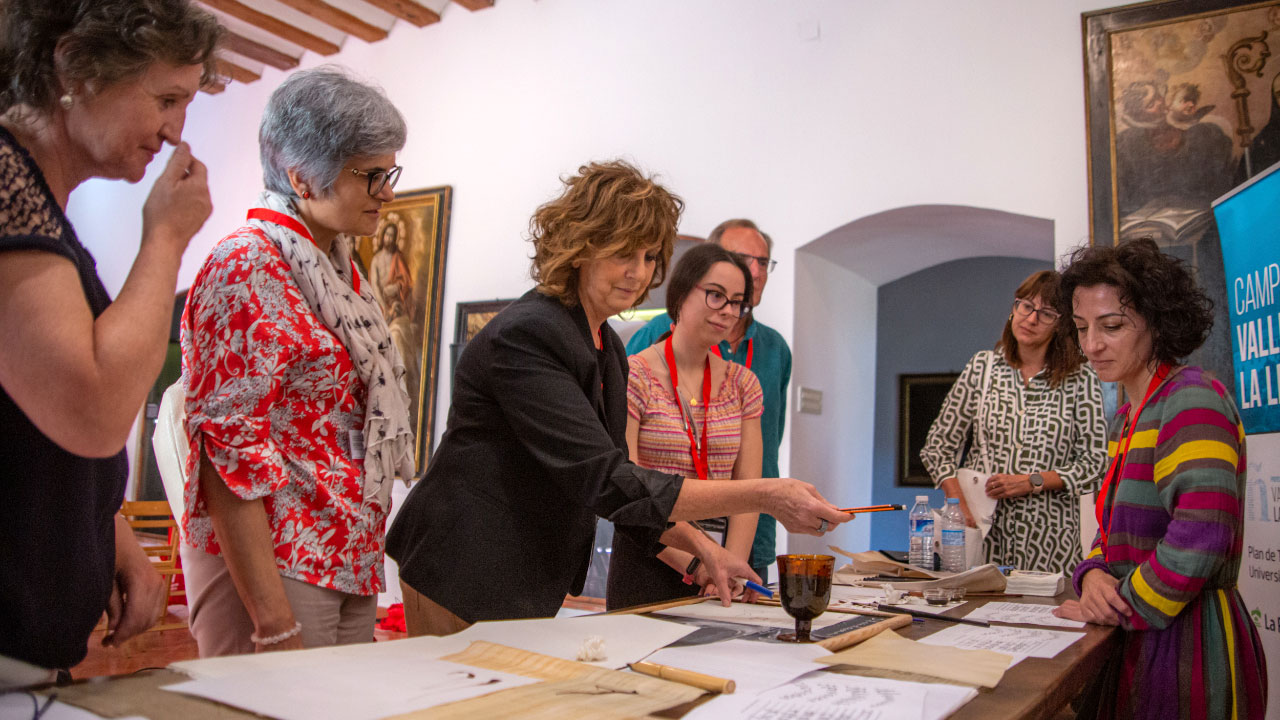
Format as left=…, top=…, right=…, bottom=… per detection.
left=1057, top=238, right=1215, bottom=366
left=0, top=0, right=222, bottom=116
left=530, top=160, right=683, bottom=307
left=998, top=270, right=1085, bottom=387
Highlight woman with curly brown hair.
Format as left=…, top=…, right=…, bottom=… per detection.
left=1053, top=238, right=1266, bottom=720
left=0, top=0, right=219, bottom=685
left=386, top=160, right=849, bottom=635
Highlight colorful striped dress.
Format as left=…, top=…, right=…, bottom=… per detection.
left=605, top=355, right=764, bottom=609
left=1072, top=366, right=1267, bottom=720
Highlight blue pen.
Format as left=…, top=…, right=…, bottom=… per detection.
left=743, top=580, right=773, bottom=598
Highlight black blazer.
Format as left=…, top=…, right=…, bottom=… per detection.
left=386, top=289, right=683, bottom=622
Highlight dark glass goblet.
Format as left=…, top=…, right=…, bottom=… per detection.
left=775, top=554, right=834, bottom=642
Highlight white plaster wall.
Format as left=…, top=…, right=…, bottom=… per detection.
left=64, top=0, right=1118, bottom=594
left=787, top=253, right=877, bottom=555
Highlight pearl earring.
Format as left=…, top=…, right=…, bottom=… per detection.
left=59, top=94, right=74, bottom=110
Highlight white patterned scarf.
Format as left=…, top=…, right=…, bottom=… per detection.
left=249, top=190, right=414, bottom=511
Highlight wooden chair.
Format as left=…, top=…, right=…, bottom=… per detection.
left=119, top=500, right=186, bottom=631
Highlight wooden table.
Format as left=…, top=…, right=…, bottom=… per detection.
left=44, top=592, right=1116, bottom=720
left=894, top=593, right=1118, bottom=719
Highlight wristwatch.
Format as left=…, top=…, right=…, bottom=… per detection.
left=1029, top=472, right=1045, bottom=494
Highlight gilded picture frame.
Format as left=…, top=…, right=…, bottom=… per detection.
left=353, top=185, right=452, bottom=477
left=1083, top=0, right=1280, bottom=397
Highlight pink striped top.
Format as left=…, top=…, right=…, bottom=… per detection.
left=627, top=355, right=764, bottom=479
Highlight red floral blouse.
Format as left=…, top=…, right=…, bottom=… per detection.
left=180, top=225, right=386, bottom=596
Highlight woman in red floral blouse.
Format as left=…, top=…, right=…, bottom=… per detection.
left=180, top=67, right=414, bottom=655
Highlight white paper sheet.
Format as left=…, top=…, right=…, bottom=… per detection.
left=683, top=670, right=978, bottom=720
left=918, top=624, right=1085, bottom=666
left=962, top=601, right=1086, bottom=628
left=170, top=614, right=695, bottom=680
left=641, top=639, right=827, bottom=695
left=164, top=658, right=536, bottom=720
left=655, top=600, right=850, bottom=630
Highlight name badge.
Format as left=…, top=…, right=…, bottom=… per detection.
left=349, top=429, right=366, bottom=459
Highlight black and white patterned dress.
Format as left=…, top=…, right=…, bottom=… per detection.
left=920, top=350, right=1107, bottom=575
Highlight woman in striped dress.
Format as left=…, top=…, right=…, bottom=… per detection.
left=607, top=244, right=764, bottom=609
left=1054, top=238, right=1266, bottom=720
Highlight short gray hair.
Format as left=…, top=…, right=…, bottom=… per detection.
left=708, top=218, right=773, bottom=255
left=259, top=66, right=407, bottom=197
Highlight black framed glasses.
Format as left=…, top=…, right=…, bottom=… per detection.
left=699, top=286, right=751, bottom=318
left=1012, top=298, right=1061, bottom=324
left=347, top=165, right=403, bottom=196
left=732, top=251, right=778, bottom=273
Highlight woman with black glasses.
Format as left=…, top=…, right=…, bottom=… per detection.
left=921, top=270, right=1107, bottom=576
left=180, top=67, right=414, bottom=656
left=606, top=244, right=765, bottom=609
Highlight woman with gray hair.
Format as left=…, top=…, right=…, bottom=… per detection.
left=180, top=66, right=414, bottom=655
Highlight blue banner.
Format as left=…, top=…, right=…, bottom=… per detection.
left=1213, top=168, right=1280, bottom=435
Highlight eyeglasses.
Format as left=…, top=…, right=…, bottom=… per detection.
left=732, top=252, right=778, bottom=274
left=698, top=286, right=751, bottom=318
left=346, top=165, right=403, bottom=196
left=1012, top=298, right=1061, bottom=324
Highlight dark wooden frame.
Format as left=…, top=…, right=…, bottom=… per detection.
left=897, top=373, right=960, bottom=487
left=450, top=299, right=515, bottom=377
left=353, top=185, right=452, bottom=477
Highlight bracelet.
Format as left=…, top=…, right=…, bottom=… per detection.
left=251, top=621, right=302, bottom=646
left=685, top=556, right=702, bottom=576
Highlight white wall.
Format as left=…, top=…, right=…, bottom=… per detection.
left=788, top=253, right=878, bottom=555
left=66, top=0, right=1116, bottom=580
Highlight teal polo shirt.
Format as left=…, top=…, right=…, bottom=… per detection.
left=626, top=313, right=792, bottom=570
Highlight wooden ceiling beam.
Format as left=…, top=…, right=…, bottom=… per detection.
left=452, top=0, right=493, bottom=10
left=359, top=0, right=441, bottom=27
left=274, top=0, right=387, bottom=43
left=200, top=0, right=339, bottom=55
left=215, top=57, right=262, bottom=85
left=220, top=31, right=300, bottom=71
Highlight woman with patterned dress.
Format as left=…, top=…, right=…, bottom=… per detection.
left=921, top=270, right=1107, bottom=576
left=0, top=0, right=219, bottom=685
left=607, top=244, right=763, bottom=609
left=180, top=67, right=414, bottom=656
left=1053, top=239, right=1266, bottom=720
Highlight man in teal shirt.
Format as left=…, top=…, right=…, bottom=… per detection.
left=625, top=219, right=793, bottom=581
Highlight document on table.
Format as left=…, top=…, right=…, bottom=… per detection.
left=962, top=601, right=1086, bottom=628
left=918, top=624, right=1085, bottom=665
left=816, top=629, right=1011, bottom=688
left=641, top=639, right=828, bottom=695
left=164, top=657, right=537, bottom=720
left=683, top=670, right=978, bottom=720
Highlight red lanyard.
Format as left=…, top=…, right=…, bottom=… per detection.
left=247, top=208, right=361, bottom=294
left=664, top=335, right=711, bottom=479
left=712, top=338, right=753, bottom=369
left=1097, top=363, right=1170, bottom=555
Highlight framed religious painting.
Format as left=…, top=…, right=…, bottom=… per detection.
left=353, top=186, right=452, bottom=477
left=1084, top=0, right=1280, bottom=398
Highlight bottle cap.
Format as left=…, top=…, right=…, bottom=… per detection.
left=946, top=497, right=959, bottom=504
left=916, top=495, right=928, bottom=502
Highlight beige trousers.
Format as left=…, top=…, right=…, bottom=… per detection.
left=399, top=580, right=471, bottom=637
left=182, top=544, right=377, bottom=657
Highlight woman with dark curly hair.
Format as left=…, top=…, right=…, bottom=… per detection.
left=386, top=161, right=849, bottom=635
left=1053, top=238, right=1267, bottom=719
left=0, top=0, right=219, bottom=685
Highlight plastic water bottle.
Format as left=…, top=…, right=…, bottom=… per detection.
left=940, top=497, right=966, bottom=573
left=908, top=496, right=933, bottom=568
